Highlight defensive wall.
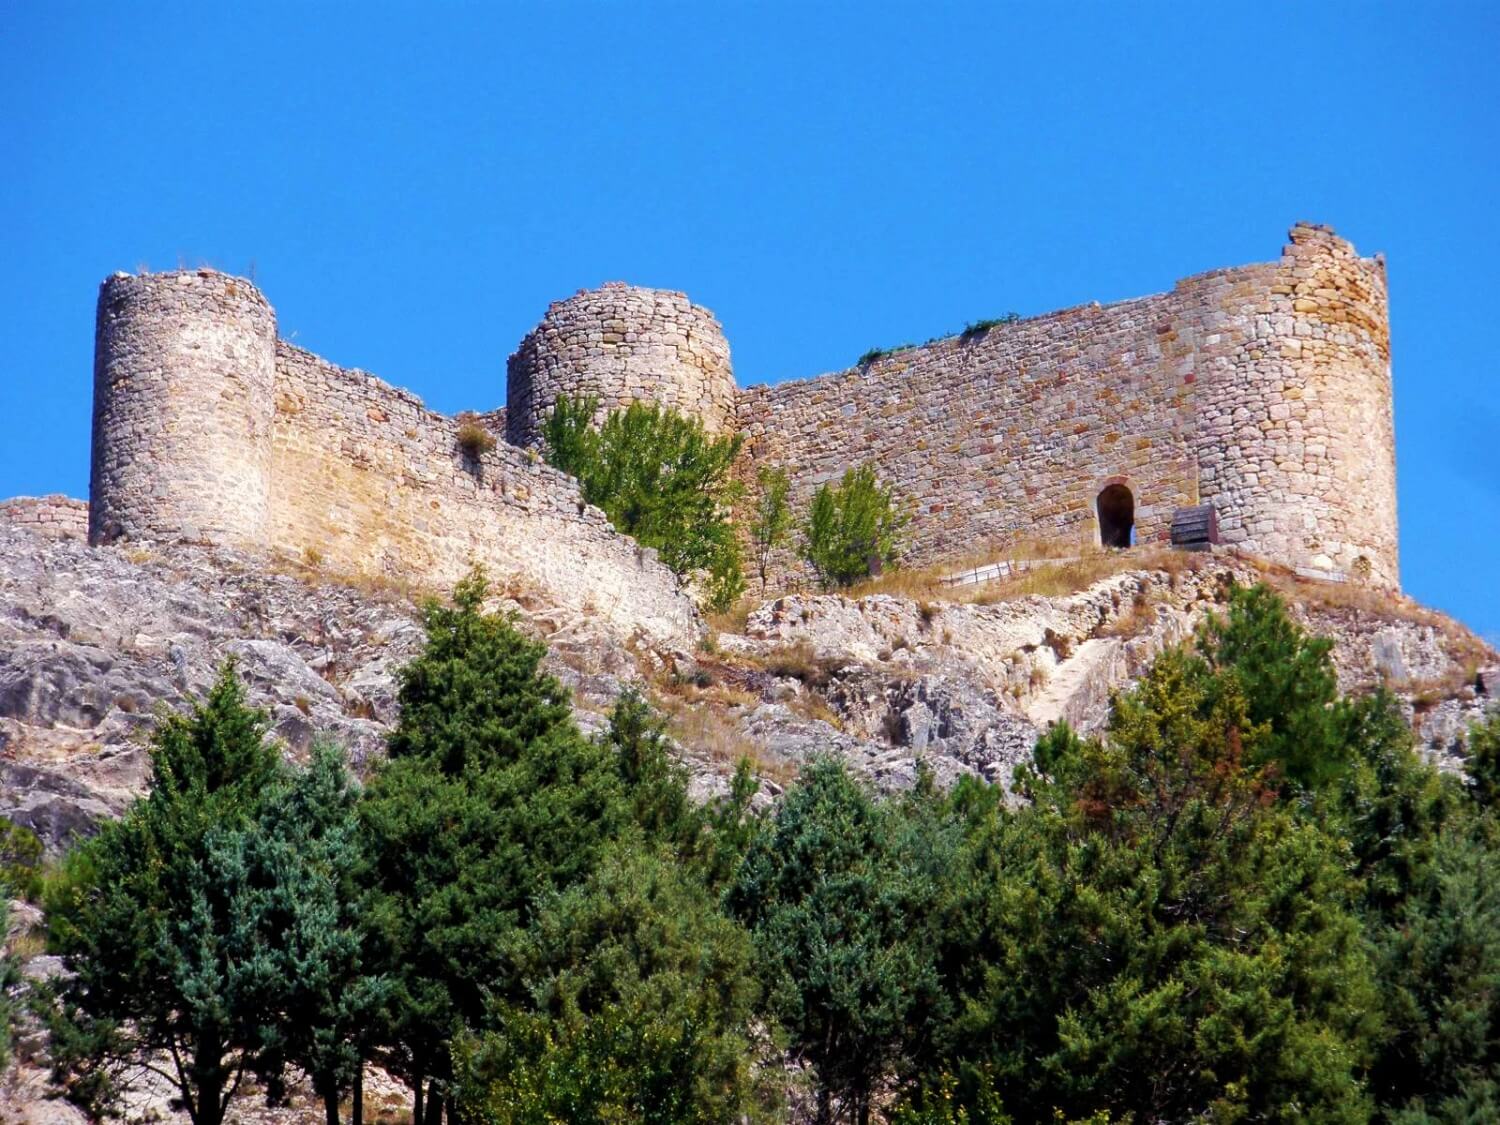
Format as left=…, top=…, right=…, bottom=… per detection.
left=76, top=222, right=1397, bottom=635
left=730, top=223, right=1397, bottom=587
left=87, top=271, right=700, bottom=648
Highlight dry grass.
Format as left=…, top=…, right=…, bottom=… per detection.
left=1253, top=559, right=1497, bottom=674
left=8, top=928, right=46, bottom=961
left=654, top=690, right=798, bottom=787
left=969, top=547, right=1197, bottom=604
left=1096, top=591, right=1159, bottom=639
left=705, top=597, right=755, bottom=636
left=455, top=412, right=498, bottom=457
left=841, top=540, right=1200, bottom=608
left=750, top=640, right=840, bottom=689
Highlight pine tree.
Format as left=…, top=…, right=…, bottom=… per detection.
left=729, top=757, right=949, bottom=1125
left=358, top=573, right=630, bottom=1124
left=43, top=664, right=287, bottom=1125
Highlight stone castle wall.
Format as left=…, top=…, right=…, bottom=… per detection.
left=79, top=223, right=1397, bottom=642
left=89, top=272, right=277, bottom=546
left=0, top=496, right=89, bottom=541
left=1191, top=225, right=1397, bottom=585
left=736, top=291, right=1202, bottom=570
left=506, top=282, right=737, bottom=448
left=734, top=223, right=1398, bottom=586
left=87, top=273, right=700, bottom=648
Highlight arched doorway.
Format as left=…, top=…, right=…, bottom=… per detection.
left=1097, top=483, right=1135, bottom=548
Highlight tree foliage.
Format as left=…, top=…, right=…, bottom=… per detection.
left=801, top=464, right=908, bottom=590
left=44, top=665, right=290, bottom=1125
left=750, top=465, right=794, bottom=592
left=543, top=394, right=746, bottom=611
left=455, top=848, right=766, bottom=1123
left=32, top=580, right=1500, bottom=1123
left=729, top=759, right=951, bottom=1125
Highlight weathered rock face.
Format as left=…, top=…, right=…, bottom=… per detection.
left=0, top=522, right=1492, bottom=860
left=0, top=525, right=415, bottom=847
left=738, top=557, right=1497, bottom=772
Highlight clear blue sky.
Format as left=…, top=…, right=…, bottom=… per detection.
left=3, top=3, right=1495, bottom=639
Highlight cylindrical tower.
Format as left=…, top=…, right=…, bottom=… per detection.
left=1195, top=224, right=1398, bottom=586
left=89, top=270, right=278, bottom=547
left=506, top=281, right=737, bottom=447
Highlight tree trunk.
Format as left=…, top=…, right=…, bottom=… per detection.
left=413, top=1067, right=425, bottom=1125
left=424, top=1078, right=443, bottom=1125
left=352, top=1062, right=364, bottom=1125
left=816, top=1086, right=832, bottom=1125
left=194, top=1075, right=225, bottom=1125
left=324, top=1086, right=341, bottom=1125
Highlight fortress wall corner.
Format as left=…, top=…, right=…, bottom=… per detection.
left=1193, top=224, right=1398, bottom=585
left=89, top=271, right=277, bottom=547
left=506, top=282, right=736, bottom=447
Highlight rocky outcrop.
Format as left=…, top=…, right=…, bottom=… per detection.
left=737, top=557, right=1497, bottom=774
left=0, top=524, right=1493, bottom=856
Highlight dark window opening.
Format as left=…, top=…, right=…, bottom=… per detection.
left=1097, top=483, right=1135, bottom=548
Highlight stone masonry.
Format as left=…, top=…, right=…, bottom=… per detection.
left=76, top=223, right=1399, bottom=644
left=506, top=282, right=738, bottom=448
left=0, top=496, right=89, bottom=541
left=734, top=223, right=1398, bottom=587
left=86, top=271, right=700, bottom=648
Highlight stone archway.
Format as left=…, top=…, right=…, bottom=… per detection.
left=1097, top=483, right=1135, bottom=548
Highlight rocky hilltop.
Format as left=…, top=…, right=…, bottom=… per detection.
left=1, top=520, right=1492, bottom=857
left=0, top=510, right=1496, bottom=1123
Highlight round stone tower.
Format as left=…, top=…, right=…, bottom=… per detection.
left=506, top=281, right=737, bottom=447
left=1195, top=224, right=1398, bottom=586
left=89, top=270, right=278, bottom=547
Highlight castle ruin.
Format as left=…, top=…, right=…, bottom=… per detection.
left=83, top=222, right=1398, bottom=638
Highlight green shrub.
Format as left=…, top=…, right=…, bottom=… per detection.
left=959, top=312, right=1021, bottom=339
left=856, top=344, right=915, bottom=367
left=750, top=465, right=793, bottom=592
left=543, top=395, right=746, bottom=612
left=801, top=464, right=908, bottom=590
left=0, top=818, right=42, bottom=901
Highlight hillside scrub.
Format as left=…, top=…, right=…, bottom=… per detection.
left=29, top=580, right=1500, bottom=1123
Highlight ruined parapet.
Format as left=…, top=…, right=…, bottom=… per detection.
left=89, top=271, right=277, bottom=547
left=1193, top=223, right=1398, bottom=586
left=0, top=495, right=89, bottom=541
left=506, top=282, right=736, bottom=447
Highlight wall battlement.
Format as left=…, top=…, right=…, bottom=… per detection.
left=83, top=223, right=1398, bottom=630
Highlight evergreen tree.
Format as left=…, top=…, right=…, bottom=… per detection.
left=729, top=758, right=949, bottom=1125
left=918, top=647, right=1381, bottom=1122
left=1195, top=582, right=1353, bottom=790
left=454, top=848, right=766, bottom=1123
left=43, top=665, right=287, bottom=1125
left=1465, top=709, right=1500, bottom=809
left=243, top=741, right=388, bottom=1125
left=358, top=573, right=631, bottom=1124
